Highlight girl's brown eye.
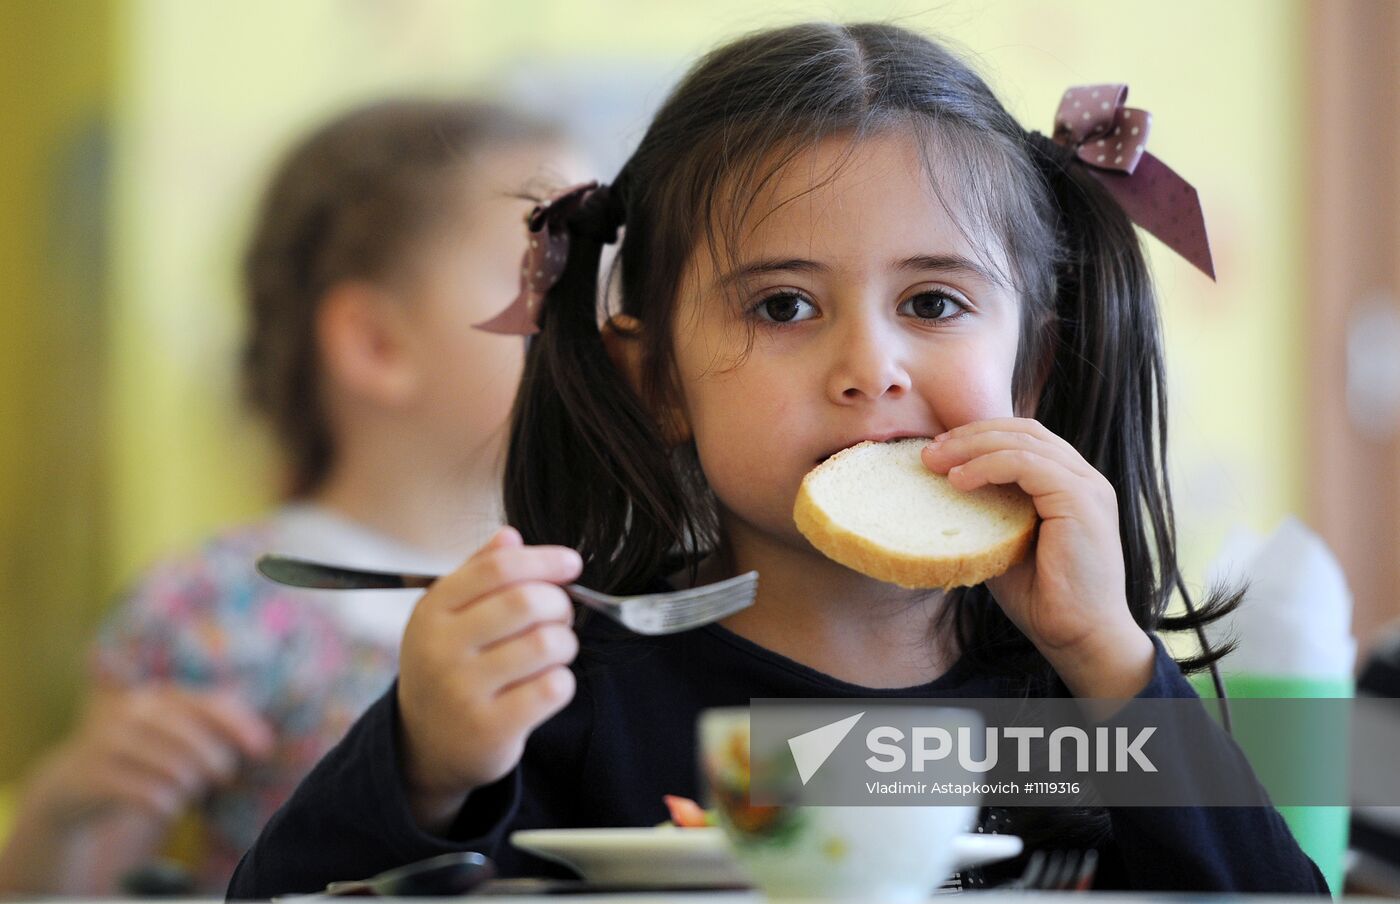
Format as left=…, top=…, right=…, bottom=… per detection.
left=899, top=290, right=966, bottom=320
left=755, top=292, right=816, bottom=323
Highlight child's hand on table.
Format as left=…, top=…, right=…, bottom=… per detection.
left=0, top=684, right=271, bottom=895
left=20, top=684, right=271, bottom=829
left=397, top=527, right=583, bottom=833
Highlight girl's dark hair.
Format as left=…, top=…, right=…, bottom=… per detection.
left=506, top=22, right=1239, bottom=681
left=242, top=98, right=561, bottom=497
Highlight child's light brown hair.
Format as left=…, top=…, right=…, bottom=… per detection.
left=242, top=99, right=561, bottom=497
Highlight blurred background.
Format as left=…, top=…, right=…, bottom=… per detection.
left=0, top=0, right=1395, bottom=808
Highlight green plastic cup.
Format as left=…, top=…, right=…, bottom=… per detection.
left=1192, top=671, right=1353, bottom=895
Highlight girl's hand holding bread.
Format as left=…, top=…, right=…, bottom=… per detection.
left=397, top=527, right=583, bottom=832
left=921, top=418, right=1155, bottom=698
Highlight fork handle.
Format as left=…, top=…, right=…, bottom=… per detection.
left=257, top=555, right=439, bottom=590
left=257, top=555, right=597, bottom=599
left=256, top=555, right=612, bottom=613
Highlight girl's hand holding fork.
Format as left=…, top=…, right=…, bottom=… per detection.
left=397, top=527, right=583, bottom=832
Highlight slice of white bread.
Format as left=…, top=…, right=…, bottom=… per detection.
left=793, top=437, right=1037, bottom=589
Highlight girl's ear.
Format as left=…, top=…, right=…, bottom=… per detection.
left=600, top=314, right=693, bottom=446
left=316, top=281, right=420, bottom=407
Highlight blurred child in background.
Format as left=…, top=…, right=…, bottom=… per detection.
left=0, top=98, right=578, bottom=894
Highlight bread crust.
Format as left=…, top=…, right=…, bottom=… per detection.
left=792, top=458, right=1038, bottom=590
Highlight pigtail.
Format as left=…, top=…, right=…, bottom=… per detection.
left=1024, top=133, right=1242, bottom=678
left=503, top=173, right=708, bottom=593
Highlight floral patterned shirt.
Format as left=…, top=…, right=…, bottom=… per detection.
left=92, top=505, right=461, bottom=891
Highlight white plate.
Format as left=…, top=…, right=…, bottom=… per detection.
left=509, top=827, right=1022, bottom=887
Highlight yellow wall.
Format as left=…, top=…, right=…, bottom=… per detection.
left=3, top=0, right=1305, bottom=778
left=0, top=0, right=115, bottom=778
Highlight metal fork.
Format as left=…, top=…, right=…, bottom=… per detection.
left=1004, top=849, right=1099, bottom=891
left=255, top=554, right=758, bottom=636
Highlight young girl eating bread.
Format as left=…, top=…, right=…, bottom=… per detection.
left=230, top=23, right=1326, bottom=896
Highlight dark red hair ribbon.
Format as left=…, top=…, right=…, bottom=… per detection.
left=473, top=181, right=602, bottom=336
left=1052, top=84, right=1215, bottom=280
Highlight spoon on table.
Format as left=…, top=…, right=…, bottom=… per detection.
left=323, top=852, right=496, bottom=896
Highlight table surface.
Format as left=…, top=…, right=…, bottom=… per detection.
left=352, top=896, right=1375, bottom=903
left=24, top=894, right=1385, bottom=904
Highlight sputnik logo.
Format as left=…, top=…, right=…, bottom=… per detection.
left=787, top=712, right=864, bottom=785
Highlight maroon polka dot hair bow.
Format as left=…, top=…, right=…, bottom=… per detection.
left=1052, top=84, right=1215, bottom=280
left=473, top=181, right=605, bottom=336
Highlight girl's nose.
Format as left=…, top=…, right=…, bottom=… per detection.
left=826, top=318, right=912, bottom=404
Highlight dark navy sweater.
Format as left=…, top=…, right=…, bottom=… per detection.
left=227, top=615, right=1327, bottom=898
